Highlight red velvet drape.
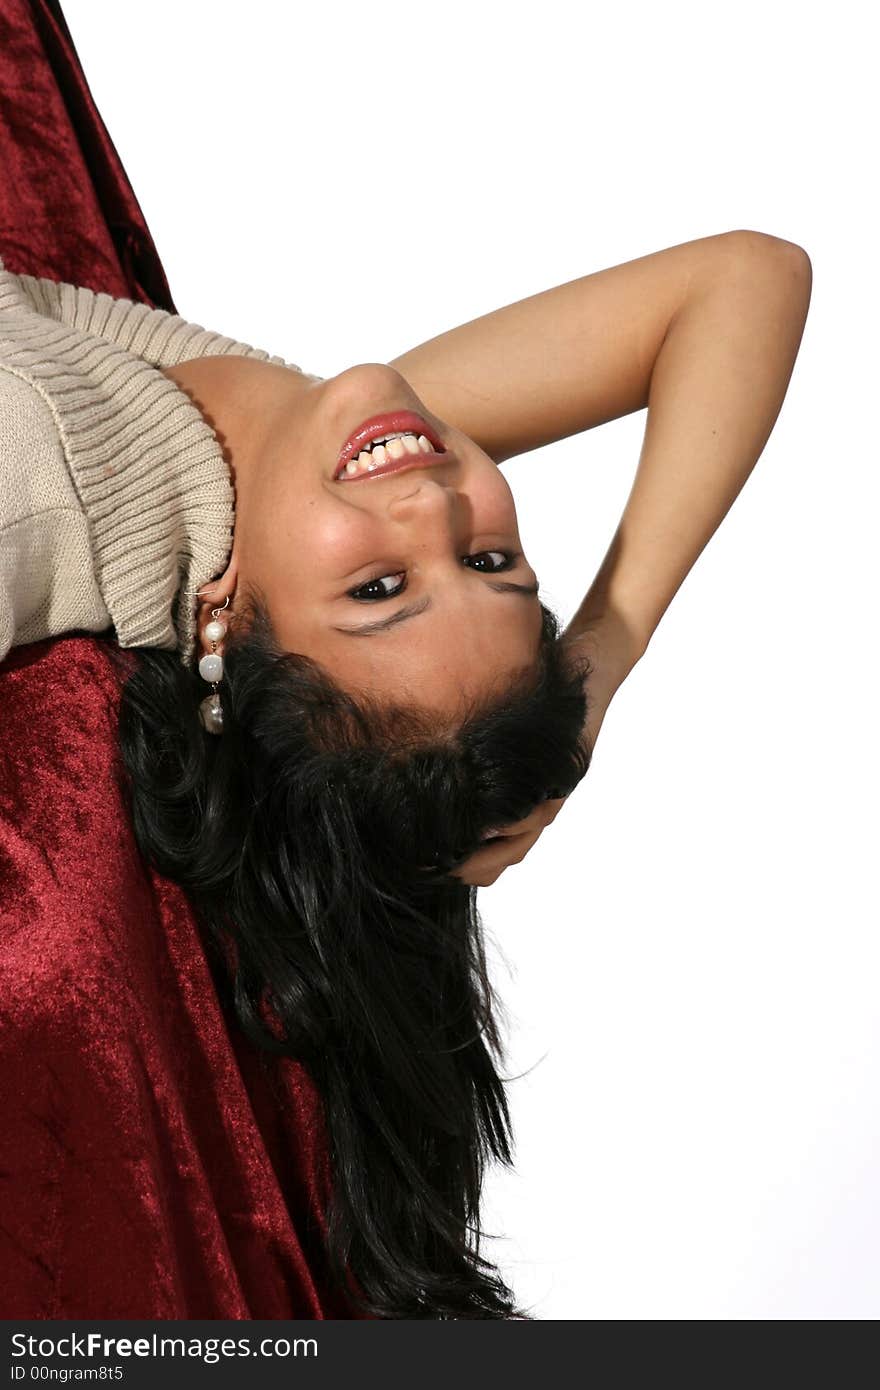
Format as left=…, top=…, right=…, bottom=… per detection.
left=0, top=0, right=358, bottom=1318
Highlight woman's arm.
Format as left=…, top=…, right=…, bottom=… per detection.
left=563, top=231, right=812, bottom=663
left=413, top=230, right=812, bottom=887
left=391, top=228, right=812, bottom=662
left=389, top=230, right=808, bottom=460
left=389, top=240, right=687, bottom=463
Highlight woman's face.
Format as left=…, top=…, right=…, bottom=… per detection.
left=225, top=361, right=544, bottom=717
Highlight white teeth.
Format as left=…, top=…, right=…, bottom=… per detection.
left=339, top=431, right=439, bottom=477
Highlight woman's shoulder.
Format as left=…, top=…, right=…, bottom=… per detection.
left=0, top=372, right=111, bottom=664
left=0, top=251, right=306, bottom=376
left=0, top=366, right=82, bottom=516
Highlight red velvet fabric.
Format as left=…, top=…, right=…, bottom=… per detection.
left=0, top=1, right=358, bottom=1318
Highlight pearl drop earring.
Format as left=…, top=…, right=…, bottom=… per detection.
left=198, top=596, right=230, bottom=734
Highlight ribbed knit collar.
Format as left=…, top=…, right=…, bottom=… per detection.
left=0, top=257, right=306, bottom=665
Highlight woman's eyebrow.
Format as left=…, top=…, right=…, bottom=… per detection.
left=332, top=580, right=540, bottom=637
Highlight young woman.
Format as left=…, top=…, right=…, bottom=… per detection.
left=0, top=1, right=811, bottom=1323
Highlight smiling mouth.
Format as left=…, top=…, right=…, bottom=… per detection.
left=334, top=410, right=447, bottom=481
left=335, top=441, right=450, bottom=483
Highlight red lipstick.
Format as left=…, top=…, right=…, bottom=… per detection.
left=334, top=410, right=446, bottom=480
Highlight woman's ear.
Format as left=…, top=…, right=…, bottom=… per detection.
left=196, top=545, right=239, bottom=645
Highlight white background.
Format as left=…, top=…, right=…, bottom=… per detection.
left=62, top=0, right=878, bottom=1318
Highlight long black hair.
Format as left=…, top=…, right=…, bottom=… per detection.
left=114, top=588, right=593, bottom=1318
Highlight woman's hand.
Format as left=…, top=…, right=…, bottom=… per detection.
left=450, top=612, right=644, bottom=888
left=450, top=795, right=569, bottom=888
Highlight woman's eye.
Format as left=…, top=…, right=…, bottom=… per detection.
left=347, top=572, right=407, bottom=602
left=463, top=549, right=514, bottom=574
left=348, top=551, right=514, bottom=602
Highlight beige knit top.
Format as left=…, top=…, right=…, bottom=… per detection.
left=0, top=254, right=310, bottom=668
